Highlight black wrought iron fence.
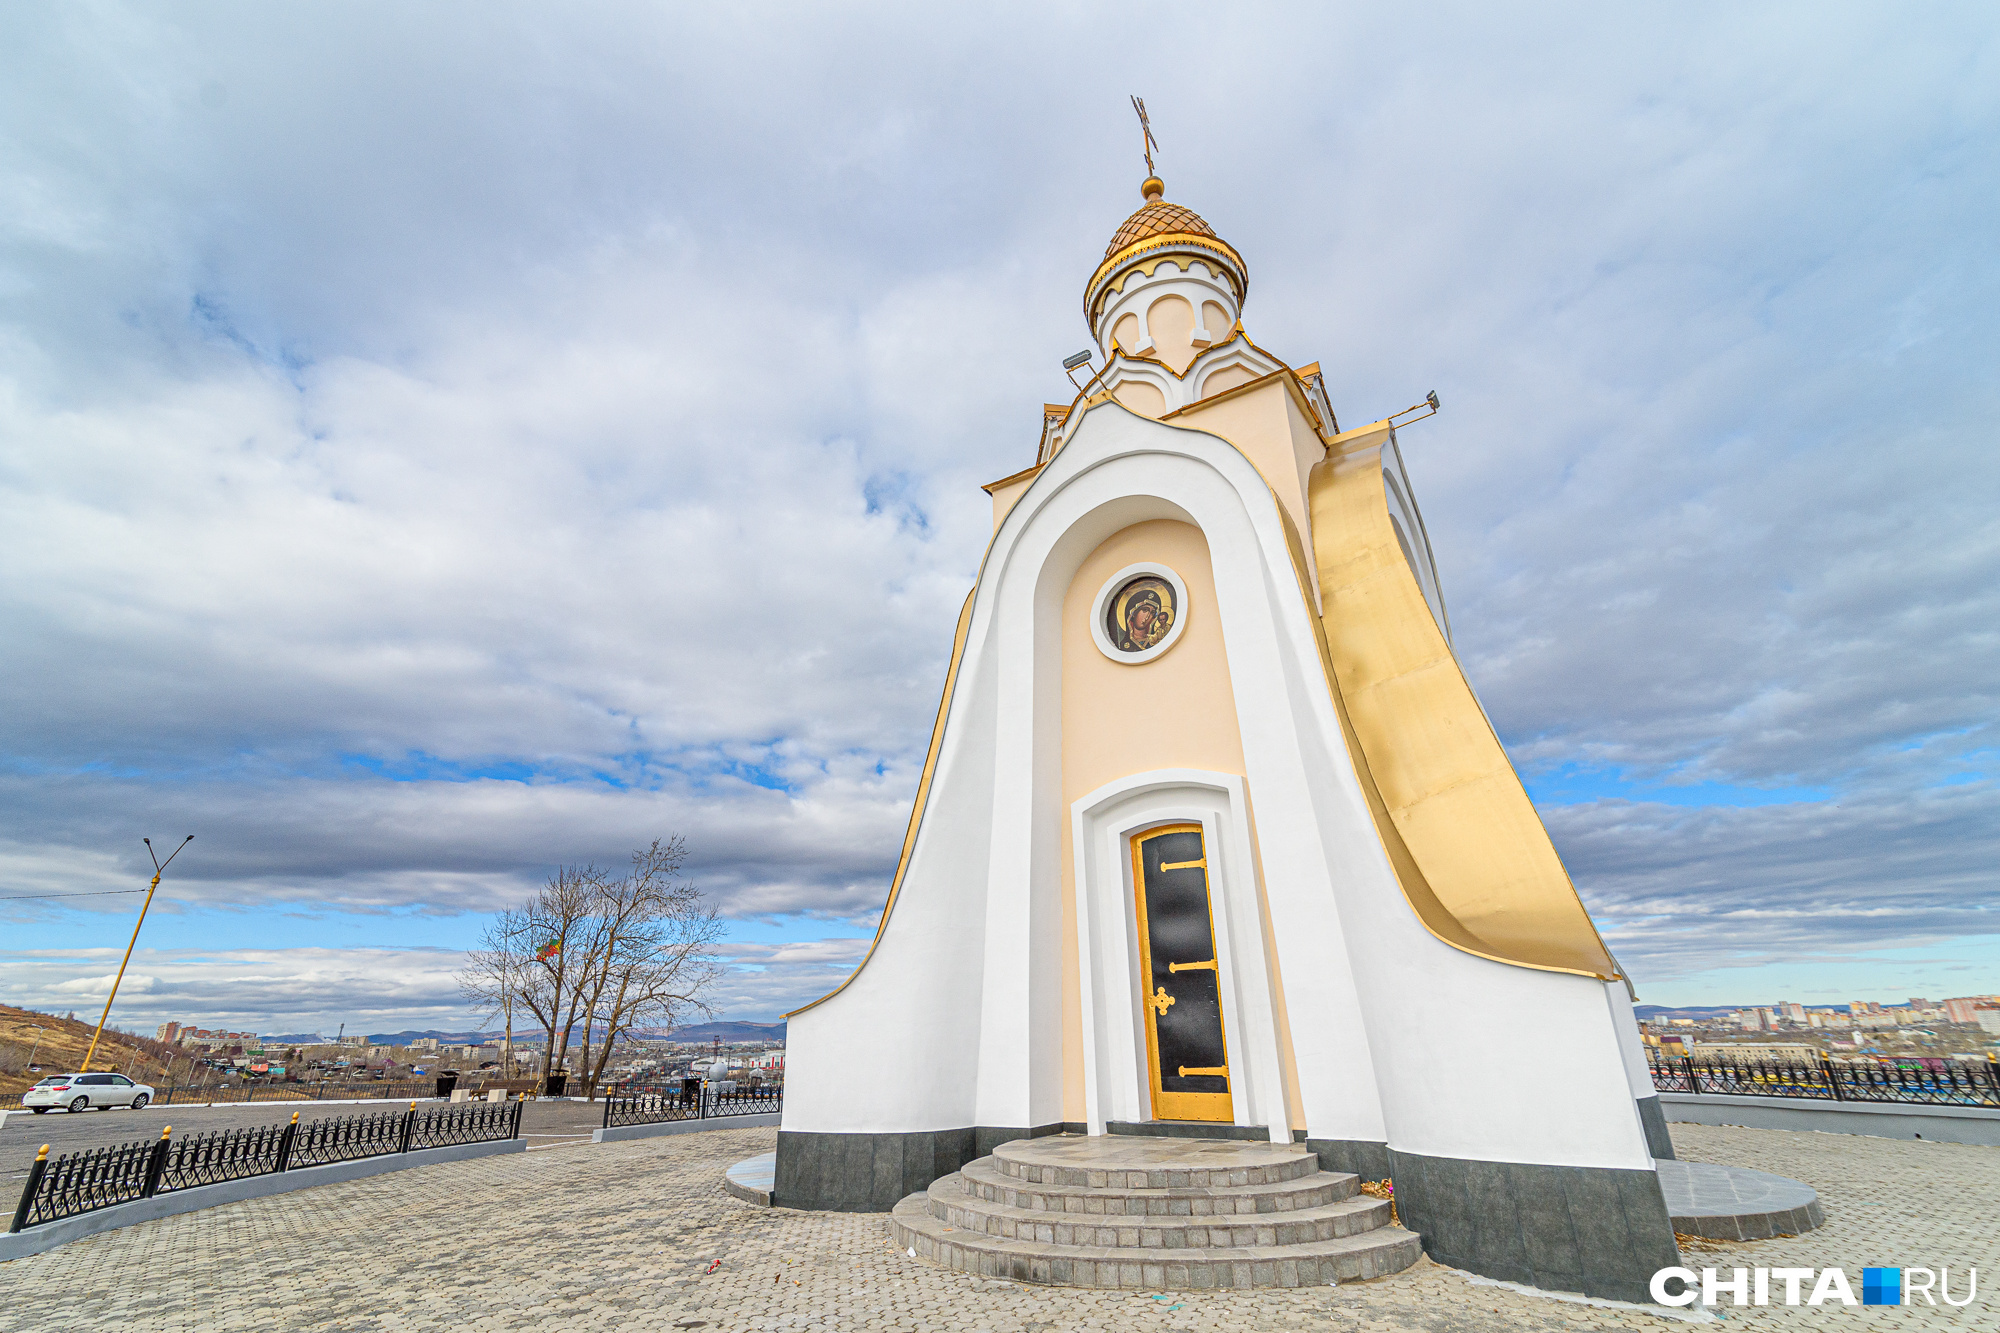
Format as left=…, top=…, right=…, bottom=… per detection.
left=158, top=1121, right=291, bottom=1191
left=411, top=1099, right=519, bottom=1151
left=8, top=1098, right=523, bottom=1232
left=10, top=1134, right=161, bottom=1224
left=288, top=1106, right=413, bottom=1168
left=601, top=1083, right=782, bottom=1130
left=1649, top=1056, right=2000, bottom=1108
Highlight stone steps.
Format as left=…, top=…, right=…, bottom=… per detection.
left=888, top=1133, right=1421, bottom=1291
left=927, top=1173, right=1394, bottom=1247
left=890, top=1191, right=1420, bottom=1289
left=956, top=1155, right=1355, bottom=1215
left=988, top=1135, right=1317, bottom=1189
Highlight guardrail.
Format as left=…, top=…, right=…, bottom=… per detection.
left=601, top=1084, right=782, bottom=1130
left=8, top=1098, right=523, bottom=1232
left=1648, top=1055, right=2000, bottom=1108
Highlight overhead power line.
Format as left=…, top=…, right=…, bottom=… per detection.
left=0, top=888, right=153, bottom=902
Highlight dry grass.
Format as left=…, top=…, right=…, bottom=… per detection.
left=1356, top=1177, right=1400, bottom=1226
left=0, top=1004, right=187, bottom=1093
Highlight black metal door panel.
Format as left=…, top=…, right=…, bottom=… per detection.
left=1133, top=824, right=1232, bottom=1120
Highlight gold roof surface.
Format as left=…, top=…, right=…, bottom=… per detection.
left=1102, top=200, right=1221, bottom=259
left=1083, top=179, right=1250, bottom=328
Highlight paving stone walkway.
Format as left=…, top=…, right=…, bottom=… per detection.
left=0, top=1123, right=1992, bottom=1330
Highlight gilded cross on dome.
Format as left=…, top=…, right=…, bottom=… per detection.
left=1130, top=95, right=1158, bottom=178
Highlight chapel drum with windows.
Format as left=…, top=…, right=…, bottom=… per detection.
left=1131, top=824, right=1233, bottom=1122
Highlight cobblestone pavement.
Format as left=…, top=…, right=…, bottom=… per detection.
left=0, top=1100, right=603, bottom=1181
left=0, top=1123, right=1992, bottom=1330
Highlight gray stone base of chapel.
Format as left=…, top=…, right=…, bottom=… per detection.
left=773, top=1124, right=1073, bottom=1211
left=1637, top=1095, right=1676, bottom=1160
left=779, top=1128, right=1681, bottom=1301
left=1307, top=1137, right=1393, bottom=1182
left=1387, top=1149, right=1682, bottom=1305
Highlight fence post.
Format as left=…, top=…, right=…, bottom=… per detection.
left=277, top=1112, right=300, bottom=1172
left=8, top=1146, right=49, bottom=1233
left=700, top=1088, right=708, bottom=1119
left=512, top=1095, right=524, bottom=1140
left=602, top=1094, right=612, bottom=1130
left=399, top=1102, right=417, bottom=1154
left=1820, top=1057, right=1844, bottom=1101
left=1681, top=1056, right=1699, bottom=1094
left=139, top=1126, right=172, bottom=1199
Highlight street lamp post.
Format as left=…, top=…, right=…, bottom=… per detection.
left=82, top=836, right=192, bottom=1074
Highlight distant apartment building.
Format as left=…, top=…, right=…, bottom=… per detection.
left=1691, top=1042, right=1819, bottom=1063
left=1978, top=1006, right=2000, bottom=1037
left=170, top=1027, right=260, bottom=1049
left=410, top=1037, right=441, bottom=1052
left=1850, top=1000, right=1880, bottom=1014
left=1778, top=1002, right=1806, bottom=1022
left=1944, top=997, right=1998, bottom=1024
left=156, top=1022, right=182, bottom=1043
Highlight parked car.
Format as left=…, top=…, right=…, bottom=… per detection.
left=23, top=1072, right=157, bottom=1114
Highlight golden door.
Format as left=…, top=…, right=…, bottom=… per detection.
left=1131, top=823, right=1234, bottom=1122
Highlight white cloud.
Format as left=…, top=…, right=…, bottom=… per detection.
left=0, top=940, right=868, bottom=1034
left=2, top=3, right=1996, bottom=1023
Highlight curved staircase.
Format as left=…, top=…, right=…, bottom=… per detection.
left=890, top=1134, right=1421, bottom=1290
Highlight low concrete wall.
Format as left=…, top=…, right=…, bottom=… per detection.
left=0, top=1138, right=524, bottom=1263
left=592, top=1112, right=780, bottom=1144
left=1660, top=1093, right=2000, bottom=1146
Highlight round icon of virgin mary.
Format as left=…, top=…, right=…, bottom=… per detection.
left=1106, top=575, right=1176, bottom=653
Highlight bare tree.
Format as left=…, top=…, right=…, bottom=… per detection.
left=575, top=838, right=723, bottom=1098
left=461, top=864, right=605, bottom=1091
left=458, top=839, right=722, bottom=1099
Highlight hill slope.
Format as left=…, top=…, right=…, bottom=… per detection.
left=0, top=1005, right=187, bottom=1096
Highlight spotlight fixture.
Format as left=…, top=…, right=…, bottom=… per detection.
left=1387, top=390, right=1442, bottom=431
left=1062, top=349, right=1101, bottom=394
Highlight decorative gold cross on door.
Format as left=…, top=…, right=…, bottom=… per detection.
left=1148, top=986, right=1176, bottom=1016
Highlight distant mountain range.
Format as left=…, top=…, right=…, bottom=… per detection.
left=643, top=1021, right=787, bottom=1042
left=1633, top=1006, right=1741, bottom=1020
left=1633, top=1003, right=1851, bottom=1020
left=340, top=1020, right=788, bottom=1046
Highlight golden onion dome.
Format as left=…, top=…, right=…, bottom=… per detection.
left=1102, top=200, right=1219, bottom=259
left=1085, top=177, right=1248, bottom=330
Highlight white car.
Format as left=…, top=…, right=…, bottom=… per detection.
left=22, top=1072, right=157, bottom=1114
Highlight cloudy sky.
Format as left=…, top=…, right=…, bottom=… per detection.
left=3, top=3, right=1995, bottom=1037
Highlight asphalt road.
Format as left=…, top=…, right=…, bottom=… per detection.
left=0, top=1098, right=608, bottom=1185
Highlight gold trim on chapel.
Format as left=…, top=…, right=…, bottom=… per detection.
left=1306, top=420, right=1621, bottom=981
